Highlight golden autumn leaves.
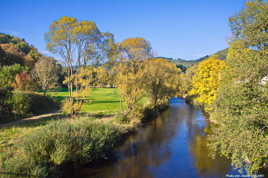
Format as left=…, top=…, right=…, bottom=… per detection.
left=189, top=56, right=226, bottom=108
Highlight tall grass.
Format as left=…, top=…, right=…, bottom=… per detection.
left=2, top=118, right=124, bottom=177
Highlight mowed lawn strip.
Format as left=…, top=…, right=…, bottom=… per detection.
left=48, top=88, right=124, bottom=114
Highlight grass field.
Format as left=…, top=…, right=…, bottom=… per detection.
left=0, top=88, right=124, bottom=165
left=48, top=88, right=124, bottom=114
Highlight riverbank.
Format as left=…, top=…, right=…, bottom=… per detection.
left=0, top=101, right=168, bottom=178
left=69, top=100, right=243, bottom=178
left=184, top=96, right=221, bottom=124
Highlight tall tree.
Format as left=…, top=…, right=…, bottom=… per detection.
left=116, top=59, right=145, bottom=117
left=209, top=0, right=268, bottom=174
left=46, top=16, right=78, bottom=97
left=115, top=37, right=153, bottom=118
left=73, top=20, right=103, bottom=67
left=229, top=0, right=268, bottom=49
left=143, top=58, right=181, bottom=106
left=119, top=37, right=153, bottom=61
left=46, top=16, right=114, bottom=96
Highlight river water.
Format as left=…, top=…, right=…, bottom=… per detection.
left=73, top=99, right=243, bottom=178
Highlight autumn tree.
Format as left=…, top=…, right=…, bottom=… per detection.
left=46, top=16, right=78, bottom=96
left=116, top=59, right=145, bottom=118
left=0, top=64, right=25, bottom=89
left=71, top=66, right=96, bottom=98
left=46, top=16, right=110, bottom=96
left=33, top=56, right=61, bottom=95
left=119, top=37, right=153, bottom=61
left=143, top=58, right=181, bottom=106
left=208, top=0, right=268, bottom=174
left=178, top=64, right=198, bottom=98
left=13, top=71, right=35, bottom=91
left=189, top=56, right=226, bottom=109
left=115, top=38, right=153, bottom=119
left=96, top=66, right=110, bottom=87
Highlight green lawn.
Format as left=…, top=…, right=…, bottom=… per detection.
left=48, top=88, right=123, bottom=114
left=0, top=88, right=123, bottom=161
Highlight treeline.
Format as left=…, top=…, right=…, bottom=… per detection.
left=0, top=17, right=182, bottom=122
left=181, top=0, right=268, bottom=175
left=44, top=16, right=182, bottom=119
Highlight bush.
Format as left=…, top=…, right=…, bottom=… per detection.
left=11, top=92, right=31, bottom=117
left=3, top=119, right=123, bottom=177
left=11, top=92, right=58, bottom=118
left=27, top=93, right=58, bottom=115
left=0, top=92, right=58, bottom=121
left=0, top=88, right=12, bottom=120
left=62, top=98, right=83, bottom=116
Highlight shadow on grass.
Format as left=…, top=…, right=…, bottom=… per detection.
left=1, top=112, right=116, bottom=130
left=0, top=114, right=66, bottom=129
left=89, top=100, right=120, bottom=104
left=53, top=95, right=66, bottom=103
left=79, top=112, right=116, bottom=119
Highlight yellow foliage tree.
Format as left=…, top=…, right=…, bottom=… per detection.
left=143, top=58, right=181, bottom=106
left=116, top=59, right=145, bottom=116
left=189, top=56, right=226, bottom=107
left=119, top=37, right=152, bottom=60
left=96, top=66, right=110, bottom=87
left=71, top=66, right=96, bottom=98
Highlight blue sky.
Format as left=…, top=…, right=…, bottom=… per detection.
left=1, top=0, right=246, bottom=60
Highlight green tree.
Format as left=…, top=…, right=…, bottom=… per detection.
left=0, top=64, right=25, bottom=89
left=229, top=0, right=268, bottom=49
left=209, top=0, right=268, bottom=174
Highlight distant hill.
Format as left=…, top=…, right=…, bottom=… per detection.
left=0, top=33, right=42, bottom=67
left=161, top=48, right=228, bottom=72
left=196, top=48, right=228, bottom=61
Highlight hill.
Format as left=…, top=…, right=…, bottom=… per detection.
left=0, top=33, right=42, bottom=67
left=165, top=48, right=228, bottom=71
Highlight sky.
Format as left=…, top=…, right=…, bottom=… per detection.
left=1, top=0, right=246, bottom=60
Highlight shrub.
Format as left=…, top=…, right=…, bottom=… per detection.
left=0, top=92, right=58, bottom=121
left=3, top=119, right=123, bottom=177
left=27, top=93, right=58, bottom=115
left=0, top=88, right=12, bottom=120
left=11, top=92, right=58, bottom=118
left=11, top=92, right=31, bottom=117
left=62, top=98, right=83, bottom=116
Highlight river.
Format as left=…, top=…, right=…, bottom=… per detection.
left=71, top=98, right=243, bottom=178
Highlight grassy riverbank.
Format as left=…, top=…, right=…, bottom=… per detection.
left=0, top=114, right=140, bottom=178
left=0, top=88, right=165, bottom=177
left=1, top=117, right=130, bottom=177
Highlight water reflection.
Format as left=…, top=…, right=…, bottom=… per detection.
left=73, top=101, right=238, bottom=178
